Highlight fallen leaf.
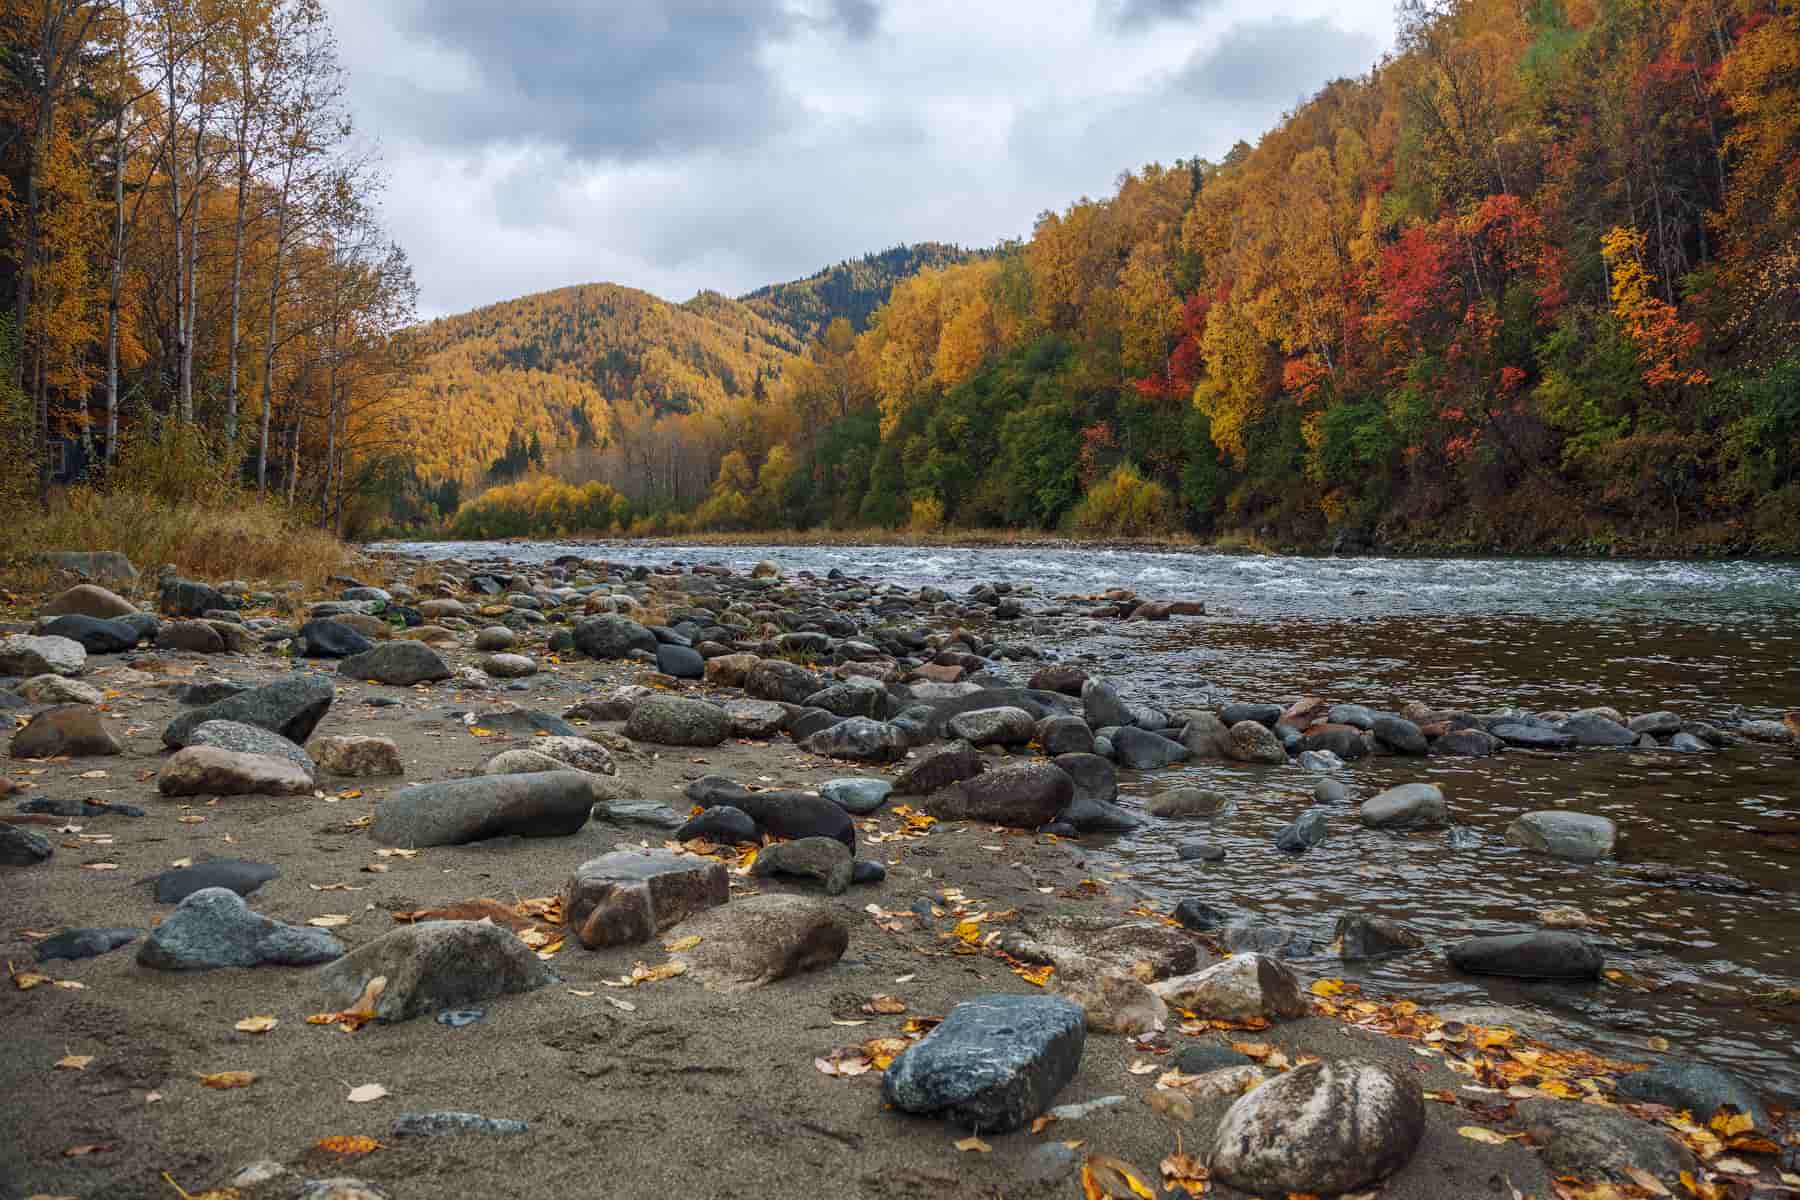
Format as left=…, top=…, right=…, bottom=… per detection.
left=316, top=1134, right=383, bottom=1157
left=1458, top=1125, right=1510, bottom=1145
left=145, top=1091, right=163, bottom=1103
left=81, top=861, right=119, bottom=871
left=306, top=914, right=352, bottom=928
left=567, top=989, right=596, bottom=998
left=55, top=1054, right=94, bottom=1070
left=1308, top=978, right=1350, bottom=997
left=11, top=968, right=54, bottom=990
left=662, top=934, right=702, bottom=952
left=345, top=1082, right=389, bottom=1103
left=374, top=848, right=418, bottom=859
left=954, top=1136, right=992, bottom=1153
left=62, top=1143, right=113, bottom=1157
left=603, top=996, right=636, bottom=1013
left=862, top=994, right=907, bottom=1015
left=234, top=1015, right=278, bottom=1034
left=197, top=1070, right=257, bottom=1089
left=1126, top=1059, right=1160, bottom=1075
left=1159, top=1151, right=1210, bottom=1196
left=1081, top=1153, right=1157, bottom=1200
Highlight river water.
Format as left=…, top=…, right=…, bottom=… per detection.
left=383, top=540, right=1800, bottom=1102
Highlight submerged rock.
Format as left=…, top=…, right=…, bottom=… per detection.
left=1506, top=811, right=1617, bottom=861
left=1447, top=931, right=1603, bottom=980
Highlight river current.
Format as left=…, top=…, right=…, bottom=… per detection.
left=383, top=540, right=1800, bottom=1102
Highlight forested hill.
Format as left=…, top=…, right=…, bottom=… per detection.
left=738, top=243, right=982, bottom=343
left=390, top=282, right=797, bottom=487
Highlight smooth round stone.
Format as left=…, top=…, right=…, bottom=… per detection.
left=819, top=778, right=892, bottom=815
left=480, top=653, right=538, bottom=679
left=473, top=626, right=517, bottom=652
left=1176, top=841, right=1225, bottom=862
left=1505, top=811, right=1617, bottom=862
left=1212, top=1059, right=1426, bottom=1195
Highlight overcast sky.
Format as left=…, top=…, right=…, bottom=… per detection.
left=324, top=0, right=1396, bottom=319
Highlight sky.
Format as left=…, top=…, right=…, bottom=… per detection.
left=324, top=0, right=1398, bottom=319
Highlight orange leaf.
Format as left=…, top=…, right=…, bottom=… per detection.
left=316, top=1134, right=383, bottom=1157
left=196, top=1070, right=257, bottom=1089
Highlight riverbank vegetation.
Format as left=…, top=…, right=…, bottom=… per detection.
left=2, top=0, right=418, bottom=553
left=401, top=0, right=1800, bottom=556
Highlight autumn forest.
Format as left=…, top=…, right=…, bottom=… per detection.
left=6, top=0, right=1800, bottom=554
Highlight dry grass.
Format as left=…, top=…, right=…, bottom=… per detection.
left=3, top=486, right=352, bottom=595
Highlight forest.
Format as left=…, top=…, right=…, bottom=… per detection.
left=8, top=0, right=1799, bottom=555
left=2, top=0, right=416, bottom=542
left=446, top=0, right=1800, bottom=554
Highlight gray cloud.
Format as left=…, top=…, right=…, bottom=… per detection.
left=1174, top=16, right=1377, bottom=103
left=1103, top=0, right=1220, bottom=30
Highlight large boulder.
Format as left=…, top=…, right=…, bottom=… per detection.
left=314, top=920, right=554, bottom=1023
left=1447, top=931, right=1603, bottom=980
left=668, top=893, right=849, bottom=991
left=370, top=771, right=599, bottom=847
left=1210, top=1059, right=1427, bottom=1195
left=1559, top=713, right=1638, bottom=747
left=188, top=719, right=315, bottom=778
left=804, top=681, right=891, bottom=720
left=163, top=673, right=335, bottom=749
left=687, top=778, right=854, bottom=849
left=1505, top=811, right=1617, bottom=861
left=801, top=716, right=906, bottom=763
left=0, top=634, right=85, bottom=678
left=924, top=762, right=1071, bottom=828
left=38, top=614, right=140, bottom=654
left=157, top=746, right=316, bottom=797
left=159, top=577, right=229, bottom=617
left=1359, top=782, right=1449, bottom=829
left=9, top=705, right=123, bottom=758
left=1614, top=1060, right=1770, bottom=1131
left=1111, top=725, right=1192, bottom=769
left=1145, top=787, right=1226, bottom=819
left=882, top=994, right=1085, bottom=1133
left=745, top=659, right=823, bottom=705
left=1079, top=679, right=1133, bottom=729
left=296, top=618, right=374, bottom=659
left=307, top=735, right=404, bottom=778
left=1178, top=712, right=1234, bottom=758
left=1151, top=953, right=1308, bottom=1022
left=137, top=887, right=343, bottom=970
left=563, top=850, right=729, bottom=948
left=41, top=551, right=137, bottom=589
left=625, top=695, right=731, bottom=747
left=572, top=614, right=657, bottom=660
left=340, top=642, right=452, bottom=685
left=750, top=837, right=854, bottom=894
left=1035, top=715, right=1094, bottom=756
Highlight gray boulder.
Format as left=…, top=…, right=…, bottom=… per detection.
left=668, top=893, right=849, bottom=991
left=138, top=887, right=343, bottom=970
left=1275, top=808, right=1330, bottom=852
left=1447, top=931, right=1603, bottom=979
left=188, top=720, right=316, bottom=782
left=0, top=633, right=85, bottom=678
left=892, top=741, right=985, bottom=794
left=1079, top=678, right=1133, bottom=728
left=925, top=762, right=1071, bottom=828
left=10, top=705, right=123, bottom=758
left=1519, top=1099, right=1699, bottom=1190
left=1559, top=713, right=1638, bottom=747
left=1111, top=725, right=1191, bottom=769
left=1178, top=712, right=1234, bottom=758
left=1211, top=1059, right=1426, bottom=1195
left=1146, top=787, right=1226, bottom=819
left=801, top=716, right=906, bottom=763
left=1505, top=811, right=1617, bottom=861
left=572, top=614, right=657, bottom=660
left=563, top=850, right=729, bottom=947
left=819, top=778, right=891, bottom=815
left=314, top=920, right=553, bottom=1022
left=946, top=706, right=1036, bottom=747
left=1614, top=1060, right=1769, bottom=1130
left=1035, top=714, right=1094, bottom=756
left=38, top=614, right=139, bottom=653
left=745, top=659, right=823, bottom=705
left=625, top=695, right=731, bottom=747
left=340, top=642, right=452, bottom=685
left=1360, top=782, right=1449, bottom=829
left=1151, top=953, right=1307, bottom=1021
left=750, top=836, right=854, bottom=894
left=163, top=673, right=335, bottom=748
left=882, top=994, right=1085, bottom=1133
left=1, top=824, right=54, bottom=866
left=157, top=746, right=315, bottom=797
left=370, top=771, right=599, bottom=847
left=1227, top=719, right=1287, bottom=765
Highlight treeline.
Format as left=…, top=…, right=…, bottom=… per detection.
left=2, top=0, right=416, bottom=534
left=740, top=242, right=981, bottom=345
left=473, top=0, right=1797, bottom=553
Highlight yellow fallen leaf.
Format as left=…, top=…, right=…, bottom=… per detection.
left=954, top=1136, right=992, bottom=1153
left=1081, top=1153, right=1156, bottom=1200
left=345, top=1082, right=388, bottom=1103
left=862, top=994, right=907, bottom=1015
left=12, top=969, right=54, bottom=991
left=316, top=1134, right=383, bottom=1157
left=567, top=989, right=596, bottom=998
left=663, top=934, right=702, bottom=952
left=1457, top=1125, right=1508, bottom=1145
left=234, top=1015, right=278, bottom=1034
left=52, top=979, right=85, bottom=990
left=55, top=1054, right=94, bottom=1070
left=468, top=726, right=495, bottom=737
left=1159, top=1150, right=1210, bottom=1197
left=81, top=862, right=120, bottom=871
left=1707, top=1108, right=1756, bottom=1136
left=306, top=914, right=352, bottom=928
left=197, top=1070, right=257, bottom=1089
left=1309, top=978, right=1349, bottom=997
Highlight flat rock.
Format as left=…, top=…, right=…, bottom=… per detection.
left=0, top=633, right=85, bottom=677
left=1360, top=782, right=1449, bottom=829
left=38, top=614, right=140, bottom=653
left=1505, top=811, right=1617, bottom=861
left=34, top=927, right=142, bottom=961
left=340, top=642, right=452, bottom=685
left=188, top=719, right=316, bottom=781
left=722, top=698, right=789, bottom=738
left=1519, top=1099, right=1699, bottom=1188
left=371, top=771, right=599, bottom=847
left=801, top=716, right=906, bottom=762
left=563, top=850, right=729, bottom=947
left=750, top=836, right=854, bottom=894
left=314, top=920, right=554, bottom=1022
left=1151, top=953, right=1308, bottom=1021
left=152, top=859, right=279, bottom=903
left=1447, top=930, right=1603, bottom=979
left=882, top=993, right=1085, bottom=1133
left=1211, top=1058, right=1426, bottom=1195
left=392, top=1112, right=528, bottom=1138
left=689, top=781, right=854, bottom=849
left=15, top=674, right=106, bottom=705
left=1493, top=722, right=1578, bottom=750
left=158, top=745, right=315, bottom=796
left=138, top=887, right=343, bottom=970
left=10, top=705, right=124, bottom=758
left=668, top=893, right=848, bottom=991
left=163, top=673, right=335, bottom=748
left=1559, top=713, right=1638, bottom=747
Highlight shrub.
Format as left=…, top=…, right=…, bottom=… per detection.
left=908, top=495, right=946, bottom=532
left=1070, top=462, right=1176, bottom=537
left=447, top=475, right=628, bottom=538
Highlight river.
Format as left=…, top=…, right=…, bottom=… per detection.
left=382, top=540, right=1800, bottom=1101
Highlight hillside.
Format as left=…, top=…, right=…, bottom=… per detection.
left=390, top=282, right=798, bottom=486
left=738, top=243, right=980, bottom=343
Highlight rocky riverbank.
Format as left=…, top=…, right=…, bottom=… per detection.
left=2, top=552, right=1795, bottom=1200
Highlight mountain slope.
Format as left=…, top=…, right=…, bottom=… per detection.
left=391, top=282, right=796, bottom=485
left=738, top=242, right=980, bottom=343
